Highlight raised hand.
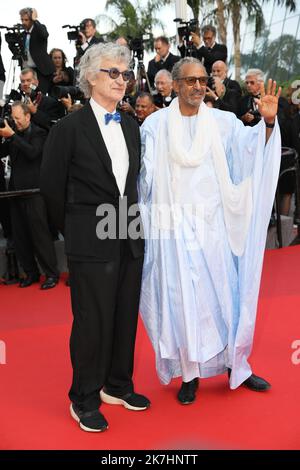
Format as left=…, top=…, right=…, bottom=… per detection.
left=254, top=79, right=281, bottom=124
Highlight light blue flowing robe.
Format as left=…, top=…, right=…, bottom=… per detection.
left=139, top=107, right=281, bottom=389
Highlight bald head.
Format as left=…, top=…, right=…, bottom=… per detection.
left=212, top=61, right=227, bottom=80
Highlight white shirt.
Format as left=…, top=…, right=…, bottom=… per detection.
left=23, top=25, right=36, bottom=68
left=90, top=97, right=129, bottom=197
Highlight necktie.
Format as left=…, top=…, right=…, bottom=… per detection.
left=104, top=112, right=121, bottom=125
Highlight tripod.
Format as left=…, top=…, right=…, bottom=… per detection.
left=132, top=51, right=152, bottom=93
left=3, top=57, right=21, bottom=99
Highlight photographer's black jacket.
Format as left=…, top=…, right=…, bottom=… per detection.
left=76, top=36, right=103, bottom=60
left=0, top=34, right=5, bottom=82
left=22, top=20, right=55, bottom=76
left=0, top=123, right=47, bottom=190
left=147, top=52, right=180, bottom=89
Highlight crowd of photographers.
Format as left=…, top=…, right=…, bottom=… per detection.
left=0, top=8, right=299, bottom=288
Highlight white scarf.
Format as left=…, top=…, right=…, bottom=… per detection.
left=154, top=98, right=253, bottom=257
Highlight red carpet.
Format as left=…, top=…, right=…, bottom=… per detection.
left=1, top=248, right=300, bottom=450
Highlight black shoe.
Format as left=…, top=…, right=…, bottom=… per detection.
left=41, top=276, right=58, bottom=290
left=100, top=390, right=150, bottom=411
left=177, top=378, right=199, bottom=405
left=242, top=374, right=271, bottom=392
left=70, top=404, right=108, bottom=432
left=228, top=368, right=271, bottom=392
left=19, top=273, right=40, bottom=288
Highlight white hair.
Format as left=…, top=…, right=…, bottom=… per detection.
left=154, top=69, right=172, bottom=84
left=79, top=42, right=131, bottom=98
left=245, top=68, right=264, bottom=82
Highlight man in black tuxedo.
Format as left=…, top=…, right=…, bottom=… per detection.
left=0, top=102, right=58, bottom=289
left=19, top=7, right=55, bottom=94
left=41, top=43, right=150, bottom=433
left=147, top=36, right=180, bottom=90
left=238, top=68, right=265, bottom=126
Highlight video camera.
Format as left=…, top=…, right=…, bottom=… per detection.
left=128, top=34, right=150, bottom=62
left=174, top=18, right=198, bottom=40
left=62, top=23, right=85, bottom=42
left=0, top=24, right=26, bottom=65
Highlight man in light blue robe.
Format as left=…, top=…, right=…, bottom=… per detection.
left=138, top=57, right=282, bottom=404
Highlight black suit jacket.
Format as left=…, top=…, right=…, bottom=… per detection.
left=147, top=52, right=181, bottom=89
left=0, top=123, right=47, bottom=191
left=22, top=21, right=55, bottom=76
left=0, top=34, right=5, bottom=82
left=196, top=43, right=227, bottom=75
left=76, top=36, right=103, bottom=60
left=40, top=103, right=144, bottom=261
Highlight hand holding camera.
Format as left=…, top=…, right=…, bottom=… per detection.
left=0, top=119, right=15, bottom=138
left=190, top=32, right=201, bottom=48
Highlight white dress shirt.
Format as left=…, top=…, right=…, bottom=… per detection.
left=23, top=25, right=36, bottom=68
left=90, top=97, right=129, bottom=196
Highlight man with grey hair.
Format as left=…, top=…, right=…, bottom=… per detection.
left=154, top=69, right=175, bottom=108
left=41, top=43, right=150, bottom=432
left=239, top=68, right=265, bottom=126
left=139, top=57, right=281, bottom=404
left=19, top=7, right=54, bottom=94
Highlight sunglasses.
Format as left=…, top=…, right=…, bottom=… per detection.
left=99, top=68, right=132, bottom=81
left=177, top=76, right=209, bottom=86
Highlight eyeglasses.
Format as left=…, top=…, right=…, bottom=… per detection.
left=245, top=80, right=257, bottom=85
left=177, top=76, right=208, bottom=86
left=99, top=68, right=132, bottom=81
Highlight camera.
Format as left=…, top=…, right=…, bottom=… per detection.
left=128, top=34, right=150, bottom=61
left=0, top=24, right=26, bottom=64
left=175, top=18, right=198, bottom=40
left=51, top=85, right=84, bottom=101
left=0, top=99, right=14, bottom=130
left=207, top=77, right=215, bottom=90
left=62, top=23, right=85, bottom=42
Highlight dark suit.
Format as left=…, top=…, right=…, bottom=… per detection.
left=41, top=103, right=144, bottom=411
left=0, top=33, right=5, bottom=82
left=196, top=43, right=227, bottom=75
left=0, top=123, right=58, bottom=277
left=22, top=21, right=55, bottom=94
left=147, top=52, right=180, bottom=89
left=76, top=36, right=103, bottom=61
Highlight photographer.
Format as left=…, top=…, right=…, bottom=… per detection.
left=147, top=36, right=180, bottom=90
left=49, top=48, right=74, bottom=95
left=75, top=18, right=102, bottom=62
left=12, top=68, right=66, bottom=130
left=179, top=25, right=227, bottom=75
left=238, top=69, right=264, bottom=126
left=205, top=60, right=242, bottom=115
left=19, top=7, right=55, bottom=94
left=0, top=33, right=5, bottom=99
left=0, top=101, right=58, bottom=289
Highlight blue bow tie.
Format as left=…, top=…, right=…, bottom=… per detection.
left=104, top=112, right=121, bottom=125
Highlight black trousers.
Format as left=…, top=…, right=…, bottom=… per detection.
left=68, top=241, right=144, bottom=411
left=10, top=195, right=58, bottom=277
